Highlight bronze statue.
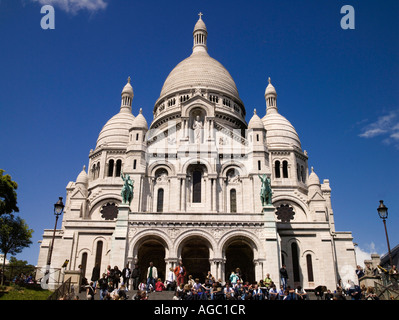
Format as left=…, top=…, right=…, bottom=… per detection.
left=121, top=171, right=134, bottom=205
left=258, top=174, right=272, bottom=206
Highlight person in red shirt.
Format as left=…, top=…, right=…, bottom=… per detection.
left=174, top=261, right=187, bottom=287
left=155, top=278, right=166, bottom=292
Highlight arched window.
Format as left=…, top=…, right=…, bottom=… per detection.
left=306, top=254, right=314, bottom=282
left=230, top=189, right=237, bottom=213
left=92, top=164, right=96, bottom=179
left=108, top=160, right=114, bottom=177
left=192, top=170, right=202, bottom=203
left=301, top=165, right=305, bottom=182
left=275, top=161, right=281, bottom=178
left=157, top=188, right=164, bottom=213
left=297, top=163, right=301, bottom=181
left=291, top=243, right=300, bottom=282
left=95, top=241, right=103, bottom=268
left=133, top=159, right=137, bottom=170
left=283, top=161, right=289, bottom=178
left=81, top=252, right=88, bottom=278
left=115, top=160, right=122, bottom=177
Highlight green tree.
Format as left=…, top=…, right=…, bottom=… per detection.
left=0, top=169, right=19, bottom=216
left=0, top=215, right=33, bottom=285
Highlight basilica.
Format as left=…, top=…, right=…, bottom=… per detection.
left=37, top=14, right=357, bottom=291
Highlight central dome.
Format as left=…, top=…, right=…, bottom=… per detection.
left=158, top=14, right=241, bottom=102
left=159, top=51, right=240, bottom=100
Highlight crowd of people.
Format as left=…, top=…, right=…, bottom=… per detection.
left=75, top=261, right=398, bottom=301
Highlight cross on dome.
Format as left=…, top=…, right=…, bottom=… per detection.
left=198, top=12, right=203, bottom=20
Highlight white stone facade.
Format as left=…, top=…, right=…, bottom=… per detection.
left=37, top=15, right=357, bottom=290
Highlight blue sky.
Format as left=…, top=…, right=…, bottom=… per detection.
left=0, top=0, right=398, bottom=266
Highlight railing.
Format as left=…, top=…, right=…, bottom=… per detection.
left=47, top=277, right=72, bottom=300
left=374, top=273, right=399, bottom=300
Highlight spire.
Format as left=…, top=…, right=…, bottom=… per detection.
left=265, top=76, right=277, bottom=114
left=193, top=12, right=208, bottom=54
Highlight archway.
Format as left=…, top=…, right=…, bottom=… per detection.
left=180, top=237, right=210, bottom=282
left=137, top=239, right=166, bottom=282
left=224, top=238, right=255, bottom=283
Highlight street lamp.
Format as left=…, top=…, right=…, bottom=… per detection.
left=377, top=200, right=393, bottom=268
left=46, top=197, right=65, bottom=267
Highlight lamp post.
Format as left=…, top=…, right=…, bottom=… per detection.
left=377, top=200, right=393, bottom=268
left=46, top=197, right=65, bottom=267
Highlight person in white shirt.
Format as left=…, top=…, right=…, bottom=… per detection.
left=166, top=267, right=176, bottom=291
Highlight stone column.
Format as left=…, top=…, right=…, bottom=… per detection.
left=212, top=178, right=217, bottom=212
left=110, top=204, right=129, bottom=268
left=262, top=205, right=280, bottom=284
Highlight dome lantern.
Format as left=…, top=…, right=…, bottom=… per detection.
left=193, top=12, right=208, bottom=54
left=121, top=76, right=134, bottom=112
left=265, top=77, right=277, bottom=114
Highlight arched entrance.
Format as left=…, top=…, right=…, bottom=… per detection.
left=224, top=238, right=255, bottom=283
left=137, top=238, right=166, bottom=282
left=179, top=237, right=210, bottom=282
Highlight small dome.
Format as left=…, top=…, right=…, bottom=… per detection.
left=122, top=76, right=134, bottom=96
left=308, top=167, right=320, bottom=186
left=193, top=13, right=207, bottom=32
left=76, top=165, right=88, bottom=185
left=96, top=111, right=135, bottom=149
left=248, top=109, right=264, bottom=130
left=262, top=112, right=301, bottom=149
left=265, top=77, right=276, bottom=97
left=131, top=108, right=148, bottom=130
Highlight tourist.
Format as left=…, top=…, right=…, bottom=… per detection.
left=98, top=273, right=108, bottom=300
left=106, top=265, right=112, bottom=280
left=91, top=263, right=100, bottom=289
left=118, top=284, right=128, bottom=300
left=364, top=286, right=379, bottom=300
left=314, top=285, right=326, bottom=300
left=235, top=268, right=242, bottom=281
left=146, top=262, right=158, bottom=292
left=223, top=282, right=235, bottom=298
left=252, top=284, right=264, bottom=300
left=269, top=284, right=278, bottom=300
left=155, top=278, right=166, bottom=291
left=229, top=271, right=239, bottom=285
left=187, top=275, right=195, bottom=287
left=138, top=279, right=147, bottom=291
left=174, top=260, right=187, bottom=287
left=201, top=279, right=211, bottom=299
left=280, top=264, right=288, bottom=290
left=131, top=264, right=141, bottom=290
left=389, top=265, right=398, bottom=282
left=356, top=265, right=364, bottom=279
left=277, top=284, right=285, bottom=300
left=107, top=281, right=114, bottom=294
left=121, top=263, right=131, bottom=290
left=166, top=267, right=176, bottom=291
left=113, top=265, right=122, bottom=289
left=264, top=273, right=273, bottom=289
left=295, top=285, right=307, bottom=300
left=324, top=289, right=334, bottom=300
left=86, top=281, right=96, bottom=300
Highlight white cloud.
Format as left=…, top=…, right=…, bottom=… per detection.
left=30, top=0, right=108, bottom=14
left=355, top=244, right=375, bottom=267
left=359, top=111, right=399, bottom=147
